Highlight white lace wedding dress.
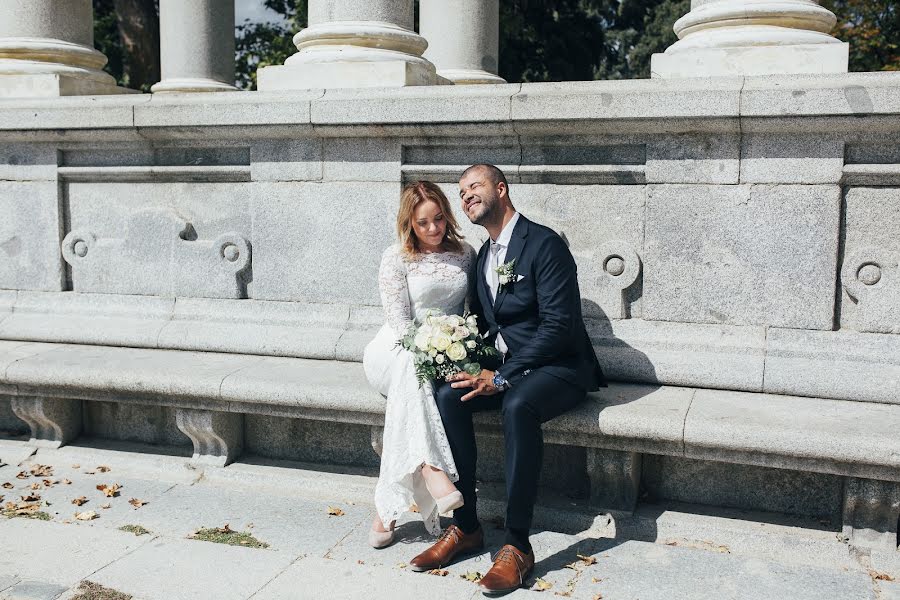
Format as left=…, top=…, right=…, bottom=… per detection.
left=363, top=242, right=477, bottom=535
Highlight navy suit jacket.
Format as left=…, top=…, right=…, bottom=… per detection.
left=471, top=215, right=606, bottom=392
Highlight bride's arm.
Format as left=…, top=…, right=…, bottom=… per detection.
left=378, top=246, right=414, bottom=339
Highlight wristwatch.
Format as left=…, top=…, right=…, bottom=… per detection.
left=492, top=372, right=510, bottom=391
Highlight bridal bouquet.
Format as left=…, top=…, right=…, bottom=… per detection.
left=398, top=312, right=498, bottom=386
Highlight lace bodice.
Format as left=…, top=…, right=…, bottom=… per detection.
left=378, top=243, right=477, bottom=338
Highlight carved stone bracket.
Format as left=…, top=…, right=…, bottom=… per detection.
left=61, top=208, right=251, bottom=299
left=10, top=396, right=82, bottom=449
left=175, top=408, right=243, bottom=467
left=842, top=477, right=900, bottom=552
left=841, top=246, right=900, bottom=334
left=586, top=448, right=642, bottom=513
left=595, top=241, right=642, bottom=320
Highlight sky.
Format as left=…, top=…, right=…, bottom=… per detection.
left=234, top=0, right=288, bottom=25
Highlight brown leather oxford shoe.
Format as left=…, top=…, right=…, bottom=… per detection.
left=478, top=544, right=535, bottom=596
left=409, top=524, right=484, bottom=572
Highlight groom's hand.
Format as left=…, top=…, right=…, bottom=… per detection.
left=448, top=370, right=500, bottom=402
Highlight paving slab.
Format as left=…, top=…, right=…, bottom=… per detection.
left=0, top=442, right=35, bottom=469
left=111, top=482, right=367, bottom=557
left=0, top=580, right=68, bottom=600
left=0, top=519, right=150, bottom=588
left=0, top=579, right=15, bottom=595
left=88, top=537, right=295, bottom=600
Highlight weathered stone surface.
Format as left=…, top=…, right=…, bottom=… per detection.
left=322, top=137, right=401, bottom=182
left=589, top=319, right=766, bottom=392
left=134, top=90, right=319, bottom=128
left=311, top=84, right=518, bottom=125
left=0, top=580, right=68, bottom=599
left=0, top=182, right=64, bottom=292
left=842, top=477, right=900, bottom=552
left=4, top=344, right=257, bottom=403
left=175, top=408, right=243, bottom=467
left=586, top=448, right=641, bottom=512
left=511, top=77, right=743, bottom=123
left=683, top=389, right=900, bottom=481
left=643, top=184, right=841, bottom=329
left=0, top=292, right=173, bottom=349
left=82, top=401, right=189, bottom=448
left=64, top=183, right=253, bottom=299
left=841, top=186, right=900, bottom=334
left=740, top=134, right=844, bottom=184
left=157, top=297, right=348, bottom=359
left=249, top=182, right=397, bottom=305
left=764, top=328, right=900, bottom=404
left=244, top=415, right=380, bottom=468
left=643, top=455, right=843, bottom=520
left=646, top=133, right=740, bottom=184
left=250, top=139, right=322, bottom=182
left=740, top=72, right=900, bottom=117
left=10, top=396, right=81, bottom=449
left=0, top=144, right=57, bottom=181
left=0, top=96, right=149, bottom=131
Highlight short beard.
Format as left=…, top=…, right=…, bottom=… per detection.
left=468, top=196, right=498, bottom=226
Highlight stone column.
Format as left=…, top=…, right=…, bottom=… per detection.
left=419, top=0, right=506, bottom=85
left=257, top=0, right=437, bottom=90
left=151, top=0, right=238, bottom=93
left=0, top=0, right=128, bottom=98
left=651, top=0, right=849, bottom=78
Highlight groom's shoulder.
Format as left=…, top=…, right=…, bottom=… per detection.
left=522, top=216, right=563, bottom=245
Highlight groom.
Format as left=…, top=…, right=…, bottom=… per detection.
left=409, top=164, right=606, bottom=595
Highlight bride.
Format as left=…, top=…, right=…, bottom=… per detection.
left=363, top=180, right=477, bottom=548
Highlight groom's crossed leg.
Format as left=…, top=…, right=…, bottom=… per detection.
left=434, top=369, right=586, bottom=552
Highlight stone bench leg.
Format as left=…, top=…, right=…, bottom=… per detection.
left=11, top=396, right=82, bottom=449
left=842, top=477, right=900, bottom=552
left=586, top=448, right=642, bottom=512
left=175, top=408, right=243, bottom=467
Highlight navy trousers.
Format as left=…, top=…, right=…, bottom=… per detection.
left=434, top=369, right=586, bottom=535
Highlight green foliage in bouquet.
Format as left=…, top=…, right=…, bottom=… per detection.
left=398, top=312, right=498, bottom=387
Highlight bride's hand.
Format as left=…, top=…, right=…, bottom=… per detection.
left=449, top=370, right=499, bottom=402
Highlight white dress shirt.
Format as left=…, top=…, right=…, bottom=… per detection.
left=484, top=212, right=520, bottom=358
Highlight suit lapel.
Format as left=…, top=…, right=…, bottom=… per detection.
left=493, top=216, right=529, bottom=314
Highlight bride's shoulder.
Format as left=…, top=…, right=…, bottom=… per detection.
left=381, top=243, right=410, bottom=266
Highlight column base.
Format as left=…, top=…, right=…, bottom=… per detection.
left=651, top=42, right=849, bottom=79
left=151, top=78, right=239, bottom=94
left=257, top=60, right=437, bottom=91
left=437, top=68, right=506, bottom=85
left=0, top=73, right=137, bottom=98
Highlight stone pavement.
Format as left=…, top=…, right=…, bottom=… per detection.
left=0, top=440, right=898, bottom=600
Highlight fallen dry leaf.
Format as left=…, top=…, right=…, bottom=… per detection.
left=96, top=465, right=111, bottom=473
left=1, top=482, right=12, bottom=489
left=15, top=471, right=28, bottom=479
left=396, top=562, right=407, bottom=569
left=3, top=501, right=15, bottom=510
left=42, top=479, right=56, bottom=488
left=357, top=560, right=365, bottom=565
left=62, top=479, right=72, bottom=485
left=533, top=578, right=553, bottom=592
left=14, top=502, right=40, bottom=515
left=461, top=571, right=483, bottom=583
left=29, top=465, right=53, bottom=477
left=84, top=471, right=96, bottom=475
left=75, top=510, right=98, bottom=521
left=593, top=594, right=604, bottom=600
left=869, top=570, right=895, bottom=582
left=96, top=483, right=121, bottom=497
left=0, top=495, right=3, bottom=503
left=29, top=482, right=41, bottom=490
left=71, top=464, right=81, bottom=469
left=71, top=496, right=88, bottom=506
left=591, top=577, right=602, bottom=583
left=101, top=503, right=111, bottom=509
left=327, top=506, right=345, bottom=516
left=219, top=524, right=233, bottom=533
left=128, top=498, right=147, bottom=509
left=20, top=493, right=40, bottom=502
left=578, top=554, right=598, bottom=566
left=427, top=569, right=449, bottom=576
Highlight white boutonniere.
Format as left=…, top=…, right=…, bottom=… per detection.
left=495, top=259, right=518, bottom=291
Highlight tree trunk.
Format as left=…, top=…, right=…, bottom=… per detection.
left=113, top=0, right=160, bottom=90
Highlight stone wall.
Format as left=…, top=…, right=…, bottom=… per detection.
left=1, top=72, right=899, bottom=526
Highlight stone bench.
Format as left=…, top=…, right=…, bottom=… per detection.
left=1, top=339, right=899, bottom=551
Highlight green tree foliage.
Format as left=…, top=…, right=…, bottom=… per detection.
left=235, top=0, right=308, bottom=90
left=821, top=0, right=899, bottom=72
left=93, top=0, right=159, bottom=91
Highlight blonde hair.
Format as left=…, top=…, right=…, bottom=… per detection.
left=397, top=181, right=465, bottom=258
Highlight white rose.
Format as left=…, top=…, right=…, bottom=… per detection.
left=466, top=315, right=477, bottom=328
left=453, top=326, right=470, bottom=340
left=429, top=348, right=438, bottom=357
left=466, top=340, right=477, bottom=349
left=468, top=324, right=479, bottom=335
left=415, top=332, right=431, bottom=351
left=435, top=353, right=445, bottom=364
left=446, top=342, right=467, bottom=362
left=432, top=333, right=452, bottom=352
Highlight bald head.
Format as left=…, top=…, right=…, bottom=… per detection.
left=460, top=164, right=508, bottom=190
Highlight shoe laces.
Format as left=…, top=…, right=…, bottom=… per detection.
left=492, top=546, right=528, bottom=582
left=436, top=525, right=461, bottom=548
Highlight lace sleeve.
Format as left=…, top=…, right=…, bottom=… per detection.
left=378, top=245, right=413, bottom=339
